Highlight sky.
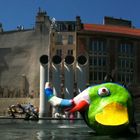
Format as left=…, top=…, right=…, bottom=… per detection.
left=0, top=0, right=140, bottom=31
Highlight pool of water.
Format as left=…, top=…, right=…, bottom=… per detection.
left=0, top=119, right=139, bottom=140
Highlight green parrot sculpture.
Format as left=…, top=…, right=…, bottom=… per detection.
left=45, top=82, right=136, bottom=135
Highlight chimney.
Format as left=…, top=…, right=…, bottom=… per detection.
left=35, top=8, right=50, bottom=33
left=76, top=16, right=83, bottom=31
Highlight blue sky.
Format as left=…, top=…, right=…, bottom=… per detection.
left=0, top=0, right=140, bottom=30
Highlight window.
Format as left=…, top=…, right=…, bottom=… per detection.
left=89, top=39, right=107, bottom=83
left=117, top=72, right=134, bottom=83
left=55, top=34, right=62, bottom=44
left=67, top=50, right=73, bottom=55
left=93, top=71, right=106, bottom=81
left=68, top=35, right=73, bottom=44
left=118, top=58, right=134, bottom=70
left=93, top=41, right=97, bottom=52
left=94, top=56, right=97, bottom=66
left=117, top=58, right=134, bottom=83
left=68, top=25, right=72, bottom=31
left=93, top=56, right=106, bottom=67
left=98, top=72, right=102, bottom=80
left=98, top=57, right=102, bottom=66
left=56, top=49, right=62, bottom=56
left=118, top=42, right=134, bottom=56
left=117, top=42, right=135, bottom=83
left=57, top=23, right=66, bottom=31
left=94, top=71, right=97, bottom=81
left=102, top=57, right=106, bottom=66
left=89, top=57, right=92, bottom=65
left=89, top=72, right=93, bottom=81
left=90, top=39, right=106, bottom=54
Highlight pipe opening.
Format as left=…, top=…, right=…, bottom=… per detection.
left=65, top=55, right=74, bottom=65
left=52, top=55, right=62, bottom=64
left=77, top=55, right=87, bottom=65
left=40, top=55, right=48, bottom=65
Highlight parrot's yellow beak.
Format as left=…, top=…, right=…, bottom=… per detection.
left=95, top=102, right=129, bottom=126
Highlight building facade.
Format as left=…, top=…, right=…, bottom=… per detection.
left=50, top=16, right=140, bottom=98
left=0, top=9, right=140, bottom=98
left=0, top=9, right=51, bottom=98
left=77, top=17, right=140, bottom=96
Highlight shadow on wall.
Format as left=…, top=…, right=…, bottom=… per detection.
left=21, top=75, right=29, bottom=97
left=0, top=85, right=39, bottom=98
left=0, top=48, right=35, bottom=98
left=0, top=48, right=11, bottom=73
left=0, top=48, right=11, bottom=89
left=0, top=75, right=38, bottom=98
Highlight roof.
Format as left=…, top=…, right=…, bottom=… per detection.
left=84, top=24, right=140, bottom=37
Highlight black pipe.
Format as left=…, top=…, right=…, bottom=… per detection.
left=77, top=55, right=87, bottom=65
left=65, top=55, right=75, bottom=65
left=40, top=55, right=48, bottom=66
left=52, top=55, right=62, bottom=65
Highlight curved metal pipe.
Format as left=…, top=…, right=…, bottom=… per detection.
left=64, top=55, right=75, bottom=99
left=39, top=55, right=49, bottom=118
left=52, top=55, right=62, bottom=97
left=76, top=55, right=88, bottom=93
left=51, top=55, right=62, bottom=117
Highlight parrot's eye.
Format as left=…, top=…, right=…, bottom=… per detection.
left=98, top=87, right=110, bottom=97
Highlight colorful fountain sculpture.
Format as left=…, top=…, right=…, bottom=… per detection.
left=45, top=82, right=136, bottom=135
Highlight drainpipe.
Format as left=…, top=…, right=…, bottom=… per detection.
left=64, top=55, right=75, bottom=99
left=39, top=55, right=48, bottom=118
